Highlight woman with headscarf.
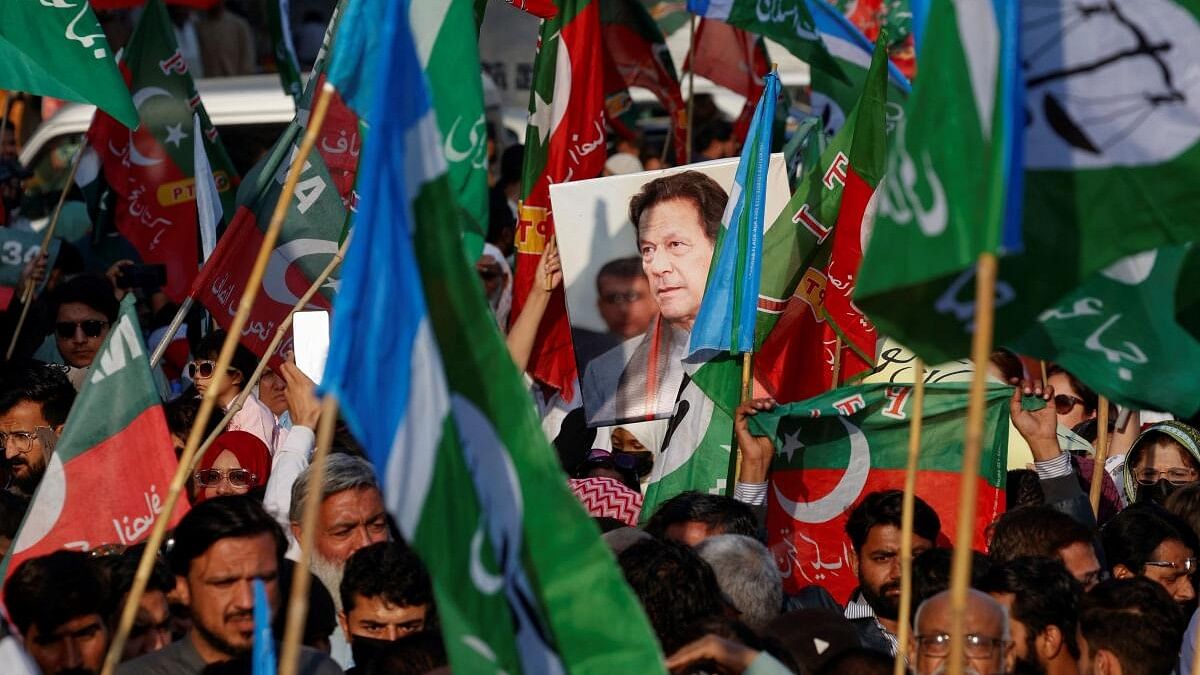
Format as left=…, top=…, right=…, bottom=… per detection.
left=477, top=243, right=512, bottom=330
left=192, top=430, right=271, bottom=503
left=1121, top=420, right=1200, bottom=506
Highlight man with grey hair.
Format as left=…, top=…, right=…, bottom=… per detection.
left=911, top=588, right=1011, bottom=675
left=289, top=453, right=388, bottom=669
left=695, top=534, right=782, bottom=632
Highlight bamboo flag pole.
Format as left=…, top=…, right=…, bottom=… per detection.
left=279, top=394, right=338, bottom=675
left=149, top=297, right=194, bottom=368
left=100, top=83, right=336, bottom=675
left=830, top=336, right=844, bottom=391
left=686, top=15, right=696, bottom=164
left=894, top=359, right=926, bottom=675
left=947, top=252, right=998, bottom=675
left=5, top=142, right=86, bottom=360
left=1039, top=360, right=1048, bottom=387
left=1089, top=396, right=1111, bottom=517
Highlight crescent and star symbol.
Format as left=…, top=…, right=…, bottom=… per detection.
left=128, top=86, right=173, bottom=167
left=772, top=417, right=871, bottom=524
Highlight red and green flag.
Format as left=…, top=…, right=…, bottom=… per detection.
left=2, top=296, right=187, bottom=580
left=686, top=0, right=844, bottom=83
left=0, top=0, right=138, bottom=129
left=511, top=0, right=606, bottom=396
left=683, top=19, right=771, bottom=144
left=600, top=0, right=689, bottom=166
left=78, top=0, right=239, bottom=302
left=267, top=0, right=304, bottom=102
left=754, top=37, right=890, bottom=403
left=749, top=382, right=1009, bottom=600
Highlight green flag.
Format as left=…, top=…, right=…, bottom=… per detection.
left=688, top=0, right=845, bottom=82
left=0, top=0, right=138, bottom=129
left=2, top=296, right=185, bottom=580
left=267, top=0, right=303, bottom=102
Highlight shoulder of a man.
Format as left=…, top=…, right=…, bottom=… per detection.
left=296, top=645, right=345, bottom=675
left=116, top=640, right=197, bottom=675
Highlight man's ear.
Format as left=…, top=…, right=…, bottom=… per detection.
left=290, top=522, right=303, bottom=545
left=337, top=611, right=351, bottom=642
left=174, top=575, right=191, bottom=607
left=1037, top=625, right=1064, bottom=661
left=848, top=546, right=860, bottom=578
left=1095, top=648, right=1122, bottom=675
left=1112, top=564, right=1136, bottom=580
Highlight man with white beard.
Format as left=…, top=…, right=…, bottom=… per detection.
left=289, top=454, right=389, bottom=669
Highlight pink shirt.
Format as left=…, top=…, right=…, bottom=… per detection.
left=227, top=394, right=279, bottom=452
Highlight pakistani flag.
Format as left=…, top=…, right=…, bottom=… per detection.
left=687, top=0, right=844, bottom=82
left=267, top=0, right=303, bottom=102
left=78, top=0, right=240, bottom=302
left=0, top=0, right=138, bottom=129
left=643, top=74, right=781, bottom=515
left=321, top=1, right=665, bottom=672
left=749, top=383, right=1009, bottom=600
left=2, top=297, right=185, bottom=580
left=330, top=0, right=488, bottom=259
left=857, top=1, right=1200, bottom=364
left=1010, top=245, right=1200, bottom=419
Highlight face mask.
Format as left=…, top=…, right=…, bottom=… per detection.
left=350, top=634, right=394, bottom=670
left=1138, top=478, right=1180, bottom=505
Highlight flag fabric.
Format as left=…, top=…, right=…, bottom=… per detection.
left=321, top=1, right=665, bottom=671
left=1177, top=247, right=1200, bottom=343
left=749, top=383, right=1009, bottom=600
left=782, top=116, right=826, bottom=188
left=854, top=1, right=1200, bottom=364
left=642, top=76, right=780, bottom=516
left=267, top=0, right=304, bottom=102
left=510, top=0, right=607, bottom=396
left=193, top=114, right=222, bottom=264
left=687, top=0, right=844, bottom=82
left=1009, top=246, right=1200, bottom=419
left=0, top=0, right=138, bottom=129
left=502, top=0, right=558, bottom=18
left=1, top=296, right=186, bottom=580
left=828, top=0, right=916, bottom=78
left=252, top=579, right=276, bottom=675
left=600, top=0, right=689, bottom=166
left=684, top=18, right=771, bottom=143
left=690, top=71, right=781, bottom=359
left=189, top=3, right=352, bottom=360
left=754, top=37, right=890, bottom=403
left=77, top=0, right=239, bottom=302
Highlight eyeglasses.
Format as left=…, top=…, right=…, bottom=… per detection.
left=55, top=320, right=109, bottom=339
left=585, top=449, right=638, bottom=472
left=1134, top=467, right=1199, bottom=486
left=1052, top=394, right=1087, bottom=415
left=1145, top=558, right=1197, bottom=575
left=914, top=633, right=1010, bottom=659
left=188, top=360, right=236, bottom=379
left=600, top=290, right=645, bottom=305
left=0, top=427, right=51, bottom=455
left=193, top=468, right=259, bottom=488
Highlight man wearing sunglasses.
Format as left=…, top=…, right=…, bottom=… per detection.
left=51, top=275, right=119, bottom=372
left=0, top=360, right=76, bottom=498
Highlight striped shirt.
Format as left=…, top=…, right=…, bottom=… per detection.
left=844, top=592, right=901, bottom=657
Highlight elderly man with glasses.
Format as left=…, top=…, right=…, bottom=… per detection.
left=911, top=588, right=1012, bottom=675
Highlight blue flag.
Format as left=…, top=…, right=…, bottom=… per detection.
left=688, top=71, right=780, bottom=360
left=252, top=579, right=276, bottom=675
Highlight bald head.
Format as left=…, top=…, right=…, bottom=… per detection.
left=912, top=590, right=1010, bottom=675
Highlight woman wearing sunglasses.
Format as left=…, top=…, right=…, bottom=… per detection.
left=192, top=430, right=271, bottom=503
left=189, top=330, right=278, bottom=451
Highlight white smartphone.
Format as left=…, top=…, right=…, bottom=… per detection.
left=293, top=310, right=330, bottom=385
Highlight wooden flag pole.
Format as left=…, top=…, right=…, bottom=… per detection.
left=686, top=15, right=696, bottom=164
left=149, top=297, right=194, bottom=368
left=1039, top=360, right=1048, bottom=387
left=1089, top=396, right=1111, bottom=517
left=947, top=252, right=998, bottom=675
left=729, top=350, right=754, bottom=488
left=830, top=336, right=844, bottom=391
left=894, top=359, right=926, bottom=675
left=5, top=142, right=86, bottom=361
left=279, top=394, right=338, bottom=675
left=100, top=83, right=336, bottom=675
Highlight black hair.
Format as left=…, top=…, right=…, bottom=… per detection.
left=912, top=547, right=991, bottom=607
left=692, top=119, right=733, bottom=154
left=1101, top=503, right=1199, bottom=575
left=0, top=490, right=29, bottom=542
left=982, top=556, right=1082, bottom=659
left=5, top=550, right=107, bottom=635
left=1078, top=578, right=1184, bottom=675
left=628, top=170, right=728, bottom=244
left=643, top=491, right=757, bottom=541
left=365, top=631, right=448, bottom=675
left=498, top=144, right=524, bottom=188
left=340, top=542, right=433, bottom=615
left=595, top=256, right=645, bottom=287
left=1165, top=482, right=1200, bottom=544
left=1047, top=364, right=1099, bottom=415
left=193, top=330, right=259, bottom=390
left=0, top=359, right=76, bottom=426
left=274, top=559, right=337, bottom=649
left=96, top=543, right=176, bottom=623
left=989, top=505, right=1095, bottom=562
left=844, top=490, right=940, bottom=554
left=166, top=496, right=287, bottom=577
left=617, top=538, right=724, bottom=654
left=813, top=647, right=894, bottom=675
left=988, top=348, right=1025, bottom=383
left=52, top=273, right=119, bottom=324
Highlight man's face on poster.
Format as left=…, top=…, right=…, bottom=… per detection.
left=596, top=273, right=656, bottom=339
left=637, top=198, right=715, bottom=332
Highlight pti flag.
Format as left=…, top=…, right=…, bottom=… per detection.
left=1010, top=245, right=1200, bottom=419
left=600, top=0, right=689, bottom=166
left=321, top=1, right=665, bottom=671
left=857, top=1, right=1200, bottom=364
left=268, top=0, right=303, bottom=102
left=78, top=0, right=239, bottom=302
left=749, top=383, right=1009, bottom=600
left=687, top=0, right=844, bottom=83
left=684, top=19, right=770, bottom=144
left=0, top=0, right=138, bottom=129
left=511, top=0, right=607, bottom=396
left=643, top=74, right=780, bottom=515
left=754, top=37, right=890, bottom=403
left=829, top=0, right=917, bottom=78
left=2, top=297, right=186, bottom=580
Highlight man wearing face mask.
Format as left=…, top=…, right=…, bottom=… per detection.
left=337, top=542, right=434, bottom=675
left=1120, top=421, right=1200, bottom=505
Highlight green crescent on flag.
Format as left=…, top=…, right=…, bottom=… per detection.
left=0, top=0, right=138, bottom=128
